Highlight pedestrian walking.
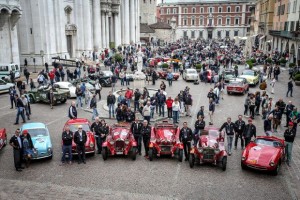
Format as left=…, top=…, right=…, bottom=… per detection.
left=9, top=129, right=25, bottom=171
left=142, top=101, right=151, bottom=123
left=269, top=106, right=282, bottom=133
left=9, top=86, right=17, bottom=109
left=243, top=119, right=256, bottom=147
left=68, top=101, right=77, bottom=119
left=125, top=87, right=133, bottom=108
left=219, top=117, right=236, bottom=155
left=95, top=80, right=102, bottom=100
left=286, top=80, right=293, bottom=97
left=172, top=98, right=181, bottom=124
left=208, top=98, right=215, bottom=125
left=249, top=95, right=255, bottom=119
left=284, top=122, right=296, bottom=166
left=193, top=116, right=205, bottom=146
left=166, top=71, right=173, bottom=86
left=74, top=125, right=87, bottom=164
left=61, top=126, right=73, bottom=164
left=21, top=95, right=30, bottom=120
left=285, top=101, right=295, bottom=127
left=166, top=96, right=174, bottom=119
left=14, top=94, right=26, bottom=125
left=234, top=115, right=245, bottom=149
left=185, top=94, right=193, bottom=117
left=157, top=90, right=166, bottom=117
left=90, top=94, right=98, bottom=120
left=270, top=78, right=276, bottom=94
left=75, top=85, right=83, bottom=108
left=48, top=88, right=54, bottom=109
left=264, top=114, right=273, bottom=136
left=179, top=122, right=193, bottom=161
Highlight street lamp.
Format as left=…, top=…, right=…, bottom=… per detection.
left=40, top=50, right=44, bottom=72
left=33, top=57, right=36, bottom=73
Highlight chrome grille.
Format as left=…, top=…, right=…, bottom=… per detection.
left=160, top=145, right=171, bottom=152
left=115, top=140, right=125, bottom=151
left=203, top=148, right=214, bottom=160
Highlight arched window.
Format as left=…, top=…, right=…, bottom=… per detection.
left=183, top=16, right=187, bottom=25
left=167, top=8, right=170, bottom=14
left=184, top=8, right=188, bottom=13
left=227, top=6, right=231, bottom=12
left=161, top=8, right=164, bottom=14
left=191, top=16, right=195, bottom=25
left=173, top=8, right=177, bottom=14
left=218, top=18, right=222, bottom=25
left=192, top=7, right=196, bottom=13
left=200, top=7, right=204, bottom=13
left=218, top=7, right=222, bottom=13
left=199, top=16, right=204, bottom=25
left=235, top=6, right=240, bottom=12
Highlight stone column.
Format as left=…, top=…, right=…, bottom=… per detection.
left=110, top=15, right=114, bottom=43
left=93, top=0, right=102, bottom=51
left=83, top=0, right=92, bottom=51
left=105, top=13, right=110, bottom=48
left=101, top=12, right=106, bottom=48
left=124, top=0, right=130, bottom=45
left=135, top=0, right=140, bottom=43
left=130, top=0, right=135, bottom=43
left=75, top=0, right=84, bottom=55
left=121, top=1, right=125, bottom=45
left=57, top=0, right=68, bottom=57
left=114, top=12, right=121, bottom=47
left=241, top=4, right=246, bottom=25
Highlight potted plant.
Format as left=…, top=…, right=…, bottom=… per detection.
left=246, top=60, right=253, bottom=69
left=294, top=74, right=300, bottom=86
left=289, top=63, right=296, bottom=68
left=195, top=64, right=202, bottom=72
left=161, top=63, right=169, bottom=71
left=279, top=58, right=287, bottom=67
left=114, top=53, right=123, bottom=63
left=266, top=58, right=273, bottom=64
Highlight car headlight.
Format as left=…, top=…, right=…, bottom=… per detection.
left=47, top=147, right=52, bottom=154
left=33, top=148, right=38, bottom=155
left=270, top=161, right=275, bottom=167
left=90, top=142, right=94, bottom=148
left=214, top=149, right=220, bottom=154
left=109, top=141, right=114, bottom=145
left=241, top=156, right=246, bottom=161
left=198, top=148, right=203, bottom=153
left=125, top=140, right=129, bottom=145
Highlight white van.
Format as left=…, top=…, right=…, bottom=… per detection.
left=0, top=63, right=20, bottom=80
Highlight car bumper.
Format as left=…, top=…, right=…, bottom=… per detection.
left=243, top=161, right=275, bottom=171
left=227, top=89, right=244, bottom=94
left=32, top=153, right=53, bottom=160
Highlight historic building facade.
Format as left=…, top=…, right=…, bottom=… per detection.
left=16, top=0, right=140, bottom=66
left=0, top=0, right=21, bottom=65
left=157, top=0, right=255, bottom=41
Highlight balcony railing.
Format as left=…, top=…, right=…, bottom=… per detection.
left=269, top=30, right=296, bottom=39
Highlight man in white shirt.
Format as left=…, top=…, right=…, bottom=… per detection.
left=95, top=80, right=102, bottom=100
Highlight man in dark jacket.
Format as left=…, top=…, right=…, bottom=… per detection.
left=131, top=118, right=143, bottom=155
left=184, top=94, right=193, bottom=117
left=179, top=122, right=193, bottom=161
left=269, top=106, right=282, bottom=132
left=48, top=88, right=54, bottom=109
left=234, top=115, right=246, bottom=149
left=193, top=116, right=205, bottom=146
left=125, top=107, right=135, bottom=122
left=134, top=89, right=141, bottom=112
left=284, top=122, right=296, bottom=166
left=9, top=86, right=17, bottom=109
left=286, top=80, right=293, bottom=97
left=285, top=101, right=295, bottom=127
left=264, top=114, right=273, bottom=136
left=107, top=91, right=116, bottom=118
left=140, top=120, right=151, bottom=158
left=99, top=119, right=109, bottom=147
left=207, top=88, right=215, bottom=102
left=219, top=117, right=235, bottom=155
left=196, top=106, right=205, bottom=119
left=14, top=94, right=26, bottom=125
left=68, top=101, right=77, bottom=119
left=61, top=125, right=73, bottom=164
left=157, top=90, right=166, bottom=117
left=74, top=125, right=87, bottom=164
left=91, top=117, right=102, bottom=154
left=9, top=129, right=24, bottom=171
left=243, top=119, right=256, bottom=147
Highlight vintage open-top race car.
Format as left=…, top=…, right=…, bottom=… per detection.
left=226, top=77, right=249, bottom=95
left=28, top=85, right=69, bottom=105
left=189, top=127, right=227, bottom=171
left=63, top=118, right=96, bottom=156
left=0, top=128, right=7, bottom=151
left=102, top=122, right=137, bottom=161
left=148, top=121, right=183, bottom=162
left=156, top=70, right=180, bottom=80
left=241, top=136, right=285, bottom=175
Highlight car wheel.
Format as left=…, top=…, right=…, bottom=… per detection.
left=189, top=154, right=195, bottom=168
left=48, top=155, right=53, bottom=160
left=29, top=95, right=35, bottom=104
left=227, top=91, right=231, bottom=95
left=131, top=147, right=137, bottom=161
left=222, top=157, right=227, bottom=171
left=178, top=149, right=183, bottom=162
left=241, top=162, right=247, bottom=170
left=272, top=164, right=280, bottom=176
left=61, top=99, right=67, bottom=104
left=102, top=147, right=108, bottom=161
left=148, top=148, right=154, bottom=161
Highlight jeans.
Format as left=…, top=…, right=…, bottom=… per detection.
left=172, top=111, right=179, bottom=124
left=15, top=107, right=25, bottom=124
left=227, top=135, right=234, bottom=153
left=61, top=145, right=72, bottom=162
left=108, top=104, right=115, bottom=118
left=126, top=79, right=130, bottom=85
left=120, top=78, right=124, bottom=86
left=159, top=104, right=165, bottom=117
left=76, top=96, right=83, bottom=108
left=92, top=108, right=99, bottom=120
left=126, top=99, right=131, bottom=108
left=244, top=105, right=248, bottom=115
left=143, top=137, right=150, bottom=156
left=167, top=108, right=172, bottom=118
left=183, top=141, right=191, bottom=159
left=249, top=105, right=255, bottom=119
left=150, top=106, right=155, bottom=118
left=286, top=88, right=293, bottom=97
left=10, top=97, right=16, bottom=108
left=95, top=136, right=102, bottom=153
left=134, top=136, right=142, bottom=154
left=168, top=79, right=172, bottom=86
left=134, top=101, right=139, bottom=112
left=234, top=132, right=244, bottom=148
left=285, top=141, right=293, bottom=163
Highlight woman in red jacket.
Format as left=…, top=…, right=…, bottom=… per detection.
left=166, top=96, right=174, bottom=119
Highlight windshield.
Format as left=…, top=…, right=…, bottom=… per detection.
left=256, top=139, right=282, bottom=147
left=69, top=124, right=90, bottom=132
left=243, top=71, right=255, bottom=76
left=208, top=130, right=219, bottom=138
left=225, top=71, right=233, bottom=75
left=187, top=70, right=197, bottom=74
left=25, top=128, right=48, bottom=137
left=229, top=81, right=242, bottom=86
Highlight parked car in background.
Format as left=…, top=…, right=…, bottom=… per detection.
left=28, top=85, right=69, bottom=105
left=183, top=69, right=199, bottom=81
left=222, top=69, right=235, bottom=83
left=0, top=128, right=7, bottom=151
left=239, top=69, right=259, bottom=86
left=226, top=77, right=249, bottom=95
left=0, top=79, right=15, bottom=94
left=241, top=136, right=285, bottom=176
left=0, top=63, right=20, bottom=80
left=53, top=82, right=76, bottom=98
left=20, top=123, right=53, bottom=159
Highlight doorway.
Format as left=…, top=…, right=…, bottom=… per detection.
left=208, top=30, right=212, bottom=39
left=67, top=35, right=73, bottom=58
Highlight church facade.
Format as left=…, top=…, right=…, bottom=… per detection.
left=14, top=0, right=140, bottom=66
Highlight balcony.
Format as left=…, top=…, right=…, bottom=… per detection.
left=205, top=24, right=215, bottom=29
left=269, top=30, right=296, bottom=39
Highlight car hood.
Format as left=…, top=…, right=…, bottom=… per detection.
left=200, top=135, right=218, bottom=148
left=155, top=128, right=176, bottom=141
left=247, top=145, right=280, bottom=165
left=32, top=136, right=51, bottom=150
left=111, top=128, right=130, bottom=140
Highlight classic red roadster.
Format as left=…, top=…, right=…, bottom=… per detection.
left=148, top=121, right=184, bottom=162
left=102, top=123, right=137, bottom=161
left=189, top=127, right=227, bottom=171
left=226, top=77, right=249, bottom=95
left=63, top=118, right=96, bottom=155
left=241, top=136, right=285, bottom=175
left=157, top=70, right=180, bottom=80
left=0, top=128, right=7, bottom=151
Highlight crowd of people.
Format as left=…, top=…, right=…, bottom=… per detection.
left=8, top=38, right=299, bottom=171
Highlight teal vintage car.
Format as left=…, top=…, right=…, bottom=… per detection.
left=20, top=123, right=53, bottom=159
left=28, top=85, right=68, bottom=105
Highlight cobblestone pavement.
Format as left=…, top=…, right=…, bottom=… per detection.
left=0, top=64, right=299, bottom=200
